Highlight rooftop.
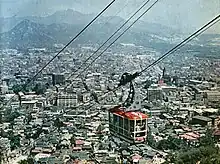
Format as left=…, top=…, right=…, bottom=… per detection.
left=192, top=115, right=212, bottom=122
left=110, top=107, right=148, bottom=120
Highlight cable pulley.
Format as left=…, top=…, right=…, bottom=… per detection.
left=118, top=72, right=139, bottom=87
left=119, top=73, right=136, bottom=108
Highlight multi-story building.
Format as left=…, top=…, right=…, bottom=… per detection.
left=147, top=85, right=163, bottom=102
left=57, top=93, right=78, bottom=107
left=0, top=81, right=8, bottom=94
left=205, top=91, right=220, bottom=102
left=52, top=74, right=65, bottom=86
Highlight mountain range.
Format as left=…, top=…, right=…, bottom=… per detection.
left=0, top=9, right=219, bottom=50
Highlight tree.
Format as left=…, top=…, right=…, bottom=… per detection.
left=97, top=123, right=105, bottom=134
left=0, top=96, right=4, bottom=103
left=144, top=80, right=153, bottom=89
left=155, top=136, right=189, bottom=151
left=10, top=134, right=21, bottom=150
left=18, top=157, right=34, bottom=164
left=12, top=84, right=29, bottom=94
left=19, top=160, right=27, bottom=164
left=4, top=108, right=21, bottom=123
left=0, top=150, right=3, bottom=164
left=0, top=112, right=2, bottom=124
left=91, top=142, right=95, bottom=151
left=54, top=118, right=63, bottom=130
left=12, top=85, right=23, bottom=94
left=199, top=128, right=214, bottom=146
left=26, top=113, right=32, bottom=124
left=32, top=127, right=43, bottom=139
left=147, top=128, right=156, bottom=148
left=70, top=136, right=76, bottom=145
left=168, top=146, right=220, bottom=164
left=7, top=110, right=20, bottom=122
left=32, top=83, right=46, bottom=95
left=4, top=107, right=12, bottom=117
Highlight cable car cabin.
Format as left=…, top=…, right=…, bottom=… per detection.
left=109, top=106, right=148, bottom=143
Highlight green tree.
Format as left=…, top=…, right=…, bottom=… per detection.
left=4, top=108, right=21, bottom=123
left=26, top=113, right=32, bottom=124
left=12, top=84, right=29, bottom=94
left=97, top=123, right=104, bottom=134
left=10, top=135, right=21, bottom=150
left=7, top=110, right=20, bottom=122
left=19, top=160, right=28, bottom=164
left=12, top=85, right=23, bottom=94
left=32, top=127, right=43, bottom=139
left=4, top=107, right=12, bottom=117
left=155, top=136, right=188, bottom=151
left=54, top=118, right=63, bottom=130
left=18, top=157, right=34, bottom=164
left=0, top=112, right=2, bottom=124
left=70, top=136, right=76, bottom=145
left=199, top=128, right=214, bottom=146
left=147, top=128, right=155, bottom=147
left=0, top=150, right=3, bottom=164
left=168, top=146, right=220, bottom=164
left=0, top=96, right=4, bottom=103
left=32, top=83, right=46, bottom=95
left=0, top=129, right=8, bottom=138
left=144, top=80, right=153, bottom=89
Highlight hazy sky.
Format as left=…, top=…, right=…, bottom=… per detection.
left=0, top=0, right=219, bottom=33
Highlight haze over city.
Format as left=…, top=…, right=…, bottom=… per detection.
left=1, top=0, right=220, bottom=33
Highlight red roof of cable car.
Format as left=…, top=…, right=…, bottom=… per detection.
left=110, top=106, right=148, bottom=120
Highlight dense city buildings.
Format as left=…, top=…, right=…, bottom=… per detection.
left=0, top=2, right=220, bottom=163
left=0, top=41, right=220, bottom=163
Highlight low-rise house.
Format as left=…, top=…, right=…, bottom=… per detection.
left=191, top=115, right=212, bottom=126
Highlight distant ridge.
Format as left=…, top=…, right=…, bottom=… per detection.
left=0, top=9, right=219, bottom=50
left=0, top=19, right=176, bottom=49
left=0, top=9, right=175, bottom=35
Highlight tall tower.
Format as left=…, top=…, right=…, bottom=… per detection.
left=162, top=67, right=166, bottom=78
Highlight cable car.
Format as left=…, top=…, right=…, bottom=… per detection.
left=108, top=72, right=149, bottom=143
left=109, top=106, right=148, bottom=143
